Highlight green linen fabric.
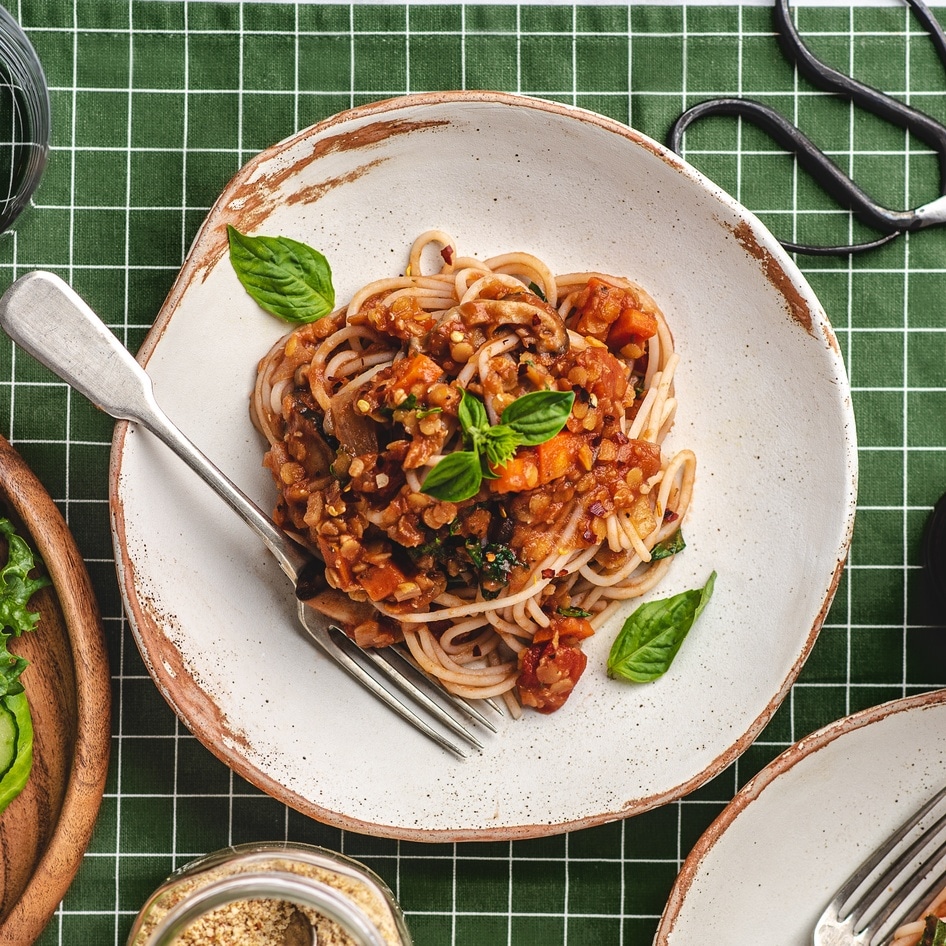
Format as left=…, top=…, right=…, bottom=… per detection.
left=0, top=1, right=943, bottom=943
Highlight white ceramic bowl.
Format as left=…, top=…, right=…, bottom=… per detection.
left=109, top=91, right=857, bottom=840
left=656, top=690, right=946, bottom=944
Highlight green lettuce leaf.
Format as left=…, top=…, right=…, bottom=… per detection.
left=0, top=517, right=50, bottom=815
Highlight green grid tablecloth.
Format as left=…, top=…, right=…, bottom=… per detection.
left=2, top=0, right=946, bottom=943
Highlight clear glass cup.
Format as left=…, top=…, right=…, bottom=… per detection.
left=126, top=842, right=412, bottom=946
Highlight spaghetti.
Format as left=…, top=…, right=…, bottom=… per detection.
left=251, top=231, right=696, bottom=714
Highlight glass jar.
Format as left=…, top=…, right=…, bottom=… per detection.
left=126, top=842, right=412, bottom=946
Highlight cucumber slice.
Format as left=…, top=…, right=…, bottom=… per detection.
left=0, top=693, right=32, bottom=813
left=0, top=699, right=16, bottom=779
left=0, top=700, right=20, bottom=778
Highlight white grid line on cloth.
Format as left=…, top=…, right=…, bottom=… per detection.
left=515, top=2, right=522, bottom=93
left=404, top=4, right=411, bottom=92
left=16, top=23, right=946, bottom=36
left=163, top=0, right=946, bottom=7
left=500, top=841, right=509, bottom=946
left=839, top=0, right=854, bottom=717
left=900, top=0, right=912, bottom=701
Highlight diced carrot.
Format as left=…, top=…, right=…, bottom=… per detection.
left=490, top=433, right=586, bottom=494
left=571, top=277, right=659, bottom=351
left=606, top=305, right=658, bottom=350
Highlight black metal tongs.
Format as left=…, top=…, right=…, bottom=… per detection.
left=668, top=0, right=946, bottom=256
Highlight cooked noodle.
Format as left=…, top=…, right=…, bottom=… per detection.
left=251, top=231, right=696, bottom=713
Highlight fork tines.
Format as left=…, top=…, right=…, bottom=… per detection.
left=825, top=785, right=946, bottom=945
left=303, top=610, right=501, bottom=756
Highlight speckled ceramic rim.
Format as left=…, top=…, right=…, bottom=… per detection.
left=654, top=687, right=946, bottom=942
left=108, top=90, right=857, bottom=841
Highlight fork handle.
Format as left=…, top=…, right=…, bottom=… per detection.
left=0, top=271, right=309, bottom=583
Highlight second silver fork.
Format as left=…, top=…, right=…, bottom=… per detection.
left=0, top=270, right=493, bottom=756
left=813, top=783, right=946, bottom=946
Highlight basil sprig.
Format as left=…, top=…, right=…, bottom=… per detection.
left=422, top=388, right=575, bottom=503
left=227, top=225, right=335, bottom=323
left=607, top=571, right=716, bottom=683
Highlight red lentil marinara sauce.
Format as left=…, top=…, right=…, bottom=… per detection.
left=251, top=232, right=696, bottom=716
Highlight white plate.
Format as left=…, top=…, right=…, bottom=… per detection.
left=109, top=91, right=857, bottom=841
left=656, top=689, right=946, bottom=944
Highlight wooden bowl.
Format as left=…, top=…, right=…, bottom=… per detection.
left=0, top=435, right=110, bottom=945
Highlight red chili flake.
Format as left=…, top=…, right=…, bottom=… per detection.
left=541, top=568, right=556, bottom=579
left=589, top=501, right=607, bottom=517
left=441, top=246, right=454, bottom=265
left=663, top=509, right=679, bottom=522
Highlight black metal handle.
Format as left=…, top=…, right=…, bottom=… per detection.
left=667, top=0, right=946, bottom=255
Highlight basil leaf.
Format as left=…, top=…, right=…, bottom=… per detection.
left=650, top=528, right=686, bottom=561
left=607, top=571, right=716, bottom=683
left=458, top=389, right=489, bottom=437
left=227, top=225, right=335, bottom=324
left=500, top=390, right=575, bottom=445
left=421, top=451, right=483, bottom=502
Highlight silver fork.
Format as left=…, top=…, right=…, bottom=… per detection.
left=0, top=270, right=495, bottom=756
left=813, top=784, right=946, bottom=946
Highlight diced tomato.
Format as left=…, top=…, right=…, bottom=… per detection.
left=516, top=614, right=593, bottom=713
left=573, top=346, right=629, bottom=402
left=517, top=636, right=588, bottom=713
